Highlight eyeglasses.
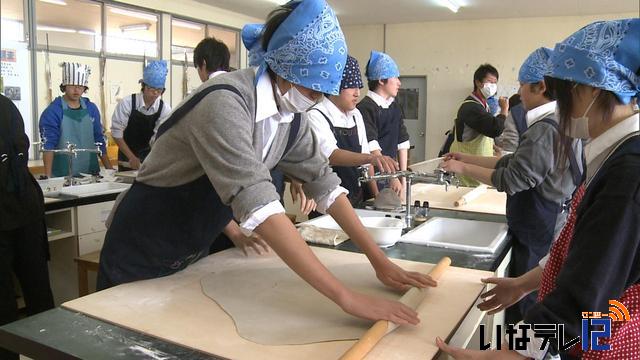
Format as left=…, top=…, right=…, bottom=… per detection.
left=146, top=86, right=164, bottom=93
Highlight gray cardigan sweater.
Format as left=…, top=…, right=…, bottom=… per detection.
left=137, top=68, right=340, bottom=222
left=491, top=114, right=582, bottom=205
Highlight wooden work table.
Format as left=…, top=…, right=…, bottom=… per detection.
left=2, top=178, right=512, bottom=359
left=1, top=234, right=512, bottom=359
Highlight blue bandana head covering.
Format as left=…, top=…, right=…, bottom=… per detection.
left=366, top=51, right=400, bottom=81
left=242, top=23, right=265, bottom=67
left=548, top=18, right=640, bottom=104
left=248, top=0, right=347, bottom=96
left=141, top=60, right=168, bottom=89
left=518, top=47, right=553, bottom=84
left=340, top=55, right=363, bottom=90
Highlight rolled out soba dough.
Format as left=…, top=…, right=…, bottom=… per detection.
left=200, top=263, right=402, bottom=345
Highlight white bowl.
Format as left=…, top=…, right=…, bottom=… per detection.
left=360, top=217, right=404, bottom=248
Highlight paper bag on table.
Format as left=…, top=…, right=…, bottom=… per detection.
left=298, top=224, right=349, bottom=246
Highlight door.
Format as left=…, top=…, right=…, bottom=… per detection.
left=396, top=76, right=427, bottom=165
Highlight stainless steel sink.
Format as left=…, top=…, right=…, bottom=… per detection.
left=56, top=182, right=131, bottom=198
left=400, top=217, right=508, bottom=253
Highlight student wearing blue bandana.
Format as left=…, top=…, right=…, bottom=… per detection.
left=98, top=0, right=435, bottom=326
left=357, top=51, right=410, bottom=197
left=442, top=47, right=584, bottom=325
left=438, top=19, right=640, bottom=360
left=307, top=55, right=399, bottom=209
left=111, top=60, right=172, bottom=171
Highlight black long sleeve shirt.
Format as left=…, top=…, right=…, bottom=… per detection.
left=455, top=95, right=505, bottom=142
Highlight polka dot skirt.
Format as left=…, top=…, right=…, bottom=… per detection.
left=538, top=184, right=640, bottom=359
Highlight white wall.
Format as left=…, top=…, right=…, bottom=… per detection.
left=342, top=12, right=637, bottom=160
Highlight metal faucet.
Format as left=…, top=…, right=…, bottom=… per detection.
left=358, top=167, right=459, bottom=228
left=39, top=140, right=103, bottom=186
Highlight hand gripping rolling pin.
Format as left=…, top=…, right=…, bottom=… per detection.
left=339, top=257, right=452, bottom=360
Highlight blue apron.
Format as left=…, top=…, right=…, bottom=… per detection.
left=505, top=117, right=583, bottom=323
left=97, top=84, right=300, bottom=289
left=51, top=98, right=99, bottom=177
left=310, top=108, right=363, bottom=205
left=117, top=93, right=164, bottom=171
left=373, top=104, right=402, bottom=191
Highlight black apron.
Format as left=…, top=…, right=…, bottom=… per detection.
left=505, top=117, right=583, bottom=323
left=117, top=93, right=164, bottom=171
left=310, top=108, right=363, bottom=206
left=97, top=84, right=301, bottom=289
left=373, top=104, right=402, bottom=191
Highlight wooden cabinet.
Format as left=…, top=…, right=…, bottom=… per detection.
left=43, top=200, right=115, bottom=304
left=77, top=202, right=114, bottom=237
left=78, top=231, right=107, bottom=257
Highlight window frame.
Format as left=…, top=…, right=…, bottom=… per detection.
left=169, top=14, right=241, bottom=70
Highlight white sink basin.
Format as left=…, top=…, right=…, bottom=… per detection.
left=400, top=217, right=508, bottom=254
left=57, top=182, right=131, bottom=198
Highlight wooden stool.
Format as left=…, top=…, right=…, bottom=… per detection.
left=73, top=250, right=101, bottom=297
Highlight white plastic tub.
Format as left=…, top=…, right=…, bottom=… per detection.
left=400, top=217, right=508, bottom=253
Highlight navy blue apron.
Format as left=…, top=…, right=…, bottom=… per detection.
left=510, top=103, right=528, bottom=139
left=310, top=109, right=363, bottom=205
left=505, top=117, right=583, bottom=324
left=97, top=84, right=301, bottom=289
left=373, top=104, right=402, bottom=191
left=118, top=93, right=164, bottom=171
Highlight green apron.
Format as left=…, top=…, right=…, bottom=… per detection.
left=52, top=98, right=100, bottom=177
left=449, top=100, right=494, bottom=187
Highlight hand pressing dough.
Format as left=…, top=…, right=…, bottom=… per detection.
left=200, top=263, right=401, bottom=345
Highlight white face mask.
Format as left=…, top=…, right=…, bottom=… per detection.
left=567, top=93, right=598, bottom=139
left=276, top=84, right=318, bottom=113
left=480, top=83, right=498, bottom=98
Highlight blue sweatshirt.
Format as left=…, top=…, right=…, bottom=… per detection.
left=38, top=96, right=107, bottom=154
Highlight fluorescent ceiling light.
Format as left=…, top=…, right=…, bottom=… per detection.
left=120, top=23, right=150, bottom=32
left=441, top=0, right=460, bottom=13
left=39, top=0, right=67, bottom=5
left=173, top=19, right=203, bottom=30
left=37, top=25, right=76, bottom=33
left=78, top=30, right=97, bottom=36
left=110, top=7, right=157, bottom=22
left=268, top=0, right=289, bottom=5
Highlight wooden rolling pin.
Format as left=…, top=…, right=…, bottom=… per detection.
left=339, top=257, right=452, bottom=360
left=454, top=184, right=488, bottom=207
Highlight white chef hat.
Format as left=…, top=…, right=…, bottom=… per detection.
left=60, top=62, right=91, bottom=88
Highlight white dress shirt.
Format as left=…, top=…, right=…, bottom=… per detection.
left=365, top=90, right=410, bottom=152
left=110, top=92, right=172, bottom=139
left=239, top=70, right=348, bottom=234
left=307, top=96, right=370, bottom=158
left=208, top=71, right=227, bottom=79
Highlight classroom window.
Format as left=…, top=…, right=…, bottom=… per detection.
left=171, top=18, right=206, bottom=63
left=207, top=25, right=239, bottom=70
left=36, top=0, right=102, bottom=52
left=1, top=0, right=25, bottom=42
left=105, top=5, right=158, bottom=57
